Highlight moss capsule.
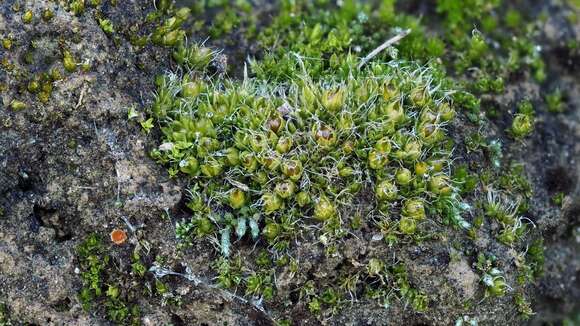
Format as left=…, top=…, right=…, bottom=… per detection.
left=252, top=171, right=268, bottom=185
left=337, top=111, right=354, bottom=130
left=418, top=123, right=444, bottom=144
left=338, top=166, right=355, bottom=177
left=314, top=195, right=337, bottom=222
left=510, top=114, right=534, bottom=138
left=429, top=159, right=445, bottom=172
left=262, top=193, right=283, bottom=215
left=199, top=218, right=214, bottom=236
left=229, top=189, right=247, bottom=209
left=415, top=162, right=428, bottom=176
left=382, top=83, right=400, bottom=100
left=70, top=0, right=85, bottom=15
left=261, top=154, right=281, bottom=172
left=42, top=9, right=54, bottom=21
left=275, top=180, right=296, bottom=199
left=402, top=198, right=425, bottom=220
left=10, top=100, right=27, bottom=111
left=50, top=68, right=63, bottom=81
left=419, top=109, right=438, bottom=124
left=63, top=50, right=77, bottom=72
left=382, top=101, right=405, bottom=124
left=368, top=150, right=388, bottom=170
left=179, top=157, right=199, bottom=175
left=399, top=217, right=417, bottom=234
left=342, top=140, right=355, bottom=154
left=486, top=276, right=507, bottom=297
left=374, top=137, right=392, bottom=153
left=394, top=141, right=420, bottom=161
left=22, top=10, right=33, bottom=24
left=240, top=151, right=258, bottom=172
left=296, top=191, right=311, bottom=207
left=395, top=168, right=412, bottom=186
left=282, top=159, right=303, bottom=181
left=313, top=124, right=336, bottom=148
left=225, top=147, right=240, bottom=166
left=321, top=87, right=345, bottom=112
left=175, top=7, right=191, bottom=21
left=429, top=175, right=452, bottom=196
left=38, top=92, right=50, bottom=104
left=2, top=38, right=13, bottom=50
left=181, top=81, right=204, bottom=98
left=27, top=80, right=40, bottom=93
left=376, top=180, right=398, bottom=202
left=262, top=222, right=280, bottom=242
left=99, top=19, right=114, bottom=34
left=366, top=258, right=384, bottom=276
left=301, top=84, right=317, bottom=110
left=410, top=86, right=430, bottom=107
left=438, top=102, right=455, bottom=122
left=200, top=158, right=223, bottom=178
left=266, top=115, right=284, bottom=134
left=276, top=136, right=293, bottom=153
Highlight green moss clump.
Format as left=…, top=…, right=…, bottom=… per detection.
left=139, top=0, right=546, bottom=322
left=508, top=100, right=535, bottom=139
left=76, top=234, right=141, bottom=325
left=22, top=10, right=33, bottom=24
left=147, top=41, right=471, bottom=317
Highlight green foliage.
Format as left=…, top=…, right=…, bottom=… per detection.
left=77, top=234, right=109, bottom=309
left=215, top=256, right=243, bottom=289
left=245, top=272, right=275, bottom=300
left=76, top=234, right=141, bottom=325
left=527, top=239, right=545, bottom=278
left=476, top=253, right=509, bottom=297
left=546, top=89, right=565, bottom=113
left=436, top=0, right=501, bottom=32
left=391, top=264, right=428, bottom=311
left=98, top=18, right=115, bottom=35
left=514, top=293, right=534, bottom=320
left=552, top=192, right=565, bottom=206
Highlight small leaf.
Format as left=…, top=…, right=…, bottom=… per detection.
left=249, top=217, right=259, bottom=240
left=236, top=217, right=247, bottom=239
left=220, top=227, right=231, bottom=257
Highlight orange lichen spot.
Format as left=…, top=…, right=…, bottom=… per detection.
left=110, top=229, right=127, bottom=245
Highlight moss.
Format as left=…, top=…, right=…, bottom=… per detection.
left=98, top=18, right=115, bottom=35
left=69, top=0, right=85, bottom=15
left=9, top=100, right=27, bottom=111
left=22, top=10, right=33, bottom=24
left=0, top=302, right=12, bottom=325
left=42, top=9, right=54, bottom=21
left=508, top=100, right=535, bottom=139
left=76, top=234, right=142, bottom=325
left=2, top=38, right=13, bottom=50
left=546, top=89, right=565, bottom=113
left=62, top=50, right=77, bottom=73
left=146, top=34, right=481, bottom=317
